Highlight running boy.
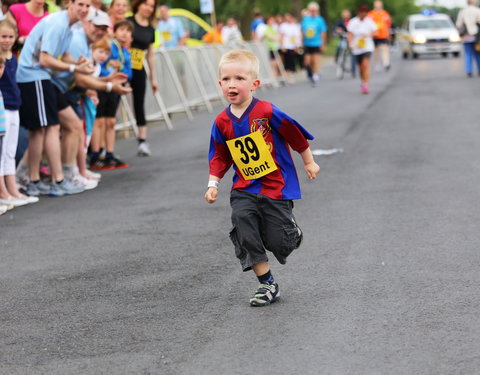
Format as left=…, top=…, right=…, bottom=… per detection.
left=205, top=49, right=320, bottom=307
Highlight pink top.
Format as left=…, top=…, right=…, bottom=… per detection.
left=9, top=3, right=48, bottom=38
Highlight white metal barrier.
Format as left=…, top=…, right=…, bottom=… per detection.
left=115, top=41, right=286, bottom=132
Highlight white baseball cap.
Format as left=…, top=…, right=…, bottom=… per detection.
left=88, top=9, right=111, bottom=27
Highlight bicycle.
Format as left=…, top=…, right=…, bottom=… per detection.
left=335, top=33, right=355, bottom=80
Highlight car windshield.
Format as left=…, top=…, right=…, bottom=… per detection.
left=413, top=19, right=451, bottom=29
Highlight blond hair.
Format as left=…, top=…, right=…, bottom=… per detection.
left=218, top=49, right=260, bottom=79
left=92, top=37, right=111, bottom=52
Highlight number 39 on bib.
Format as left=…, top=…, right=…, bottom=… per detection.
left=226, top=130, right=278, bottom=180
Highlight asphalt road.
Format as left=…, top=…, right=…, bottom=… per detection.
left=2, top=51, right=480, bottom=375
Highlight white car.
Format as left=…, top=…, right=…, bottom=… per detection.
left=398, top=13, right=461, bottom=59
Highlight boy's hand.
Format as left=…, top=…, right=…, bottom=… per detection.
left=112, top=84, right=132, bottom=95
left=304, top=161, right=320, bottom=180
left=205, top=187, right=218, bottom=204
left=110, top=60, right=121, bottom=69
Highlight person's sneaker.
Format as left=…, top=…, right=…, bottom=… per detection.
left=85, top=169, right=102, bottom=181
left=39, top=163, right=51, bottom=178
left=0, top=204, right=8, bottom=215
left=50, top=179, right=85, bottom=197
left=14, top=194, right=39, bottom=204
left=89, top=158, right=115, bottom=171
left=111, top=156, right=129, bottom=169
left=25, top=181, right=51, bottom=196
left=0, top=196, right=29, bottom=207
left=71, top=172, right=98, bottom=190
left=360, top=83, right=369, bottom=94
left=250, top=283, right=280, bottom=307
left=137, top=142, right=151, bottom=157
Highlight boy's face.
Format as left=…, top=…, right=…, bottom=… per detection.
left=93, top=48, right=110, bottom=64
left=0, top=26, right=16, bottom=52
left=219, top=60, right=260, bottom=108
left=114, top=26, right=131, bottom=45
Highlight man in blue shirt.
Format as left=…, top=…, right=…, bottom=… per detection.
left=157, top=4, right=185, bottom=48
left=301, top=1, right=327, bottom=86
left=17, top=0, right=95, bottom=197
left=52, top=10, right=131, bottom=188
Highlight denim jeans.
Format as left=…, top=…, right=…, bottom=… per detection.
left=463, top=42, right=480, bottom=75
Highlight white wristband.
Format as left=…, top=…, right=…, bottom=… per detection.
left=105, top=82, right=113, bottom=93
left=208, top=181, right=219, bottom=189
left=69, top=64, right=76, bottom=73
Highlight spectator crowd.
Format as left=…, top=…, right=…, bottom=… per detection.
left=0, top=0, right=397, bottom=216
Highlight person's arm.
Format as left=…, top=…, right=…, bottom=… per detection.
left=39, top=52, right=94, bottom=74
left=146, top=43, right=158, bottom=92
left=74, top=72, right=131, bottom=95
left=300, top=147, right=320, bottom=180
left=320, top=31, right=327, bottom=52
left=347, top=31, right=354, bottom=48
left=205, top=174, right=221, bottom=204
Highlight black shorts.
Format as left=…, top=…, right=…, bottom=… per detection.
left=96, top=91, right=121, bottom=118
left=355, top=52, right=372, bottom=64
left=374, top=38, right=389, bottom=46
left=229, top=190, right=303, bottom=272
left=54, top=86, right=70, bottom=112
left=282, top=49, right=297, bottom=72
left=304, top=46, right=321, bottom=54
left=18, top=80, right=59, bottom=130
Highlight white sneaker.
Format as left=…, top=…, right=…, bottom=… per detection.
left=0, top=205, right=8, bottom=215
left=15, top=194, right=39, bottom=204
left=0, top=196, right=29, bottom=207
left=72, top=173, right=98, bottom=190
left=85, top=169, right=102, bottom=181
left=137, top=142, right=152, bottom=157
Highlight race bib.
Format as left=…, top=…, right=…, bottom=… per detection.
left=162, top=31, right=171, bottom=42
left=226, top=130, right=278, bottom=180
left=130, top=48, right=145, bottom=70
left=357, top=38, right=366, bottom=49
left=306, top=28, right=315, bottom=39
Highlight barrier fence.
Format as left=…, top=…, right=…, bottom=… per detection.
left=115, top=41, right=287, bottom=133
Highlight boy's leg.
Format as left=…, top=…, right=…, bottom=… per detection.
left=230, top=190, right=268, bottom=272
left=260, top=196, right=303, bottom=266
left=230, top=190, right=282, bottom=306
left=27, top=128, right=45, bottom=182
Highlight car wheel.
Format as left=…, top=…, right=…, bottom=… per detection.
left=441, top=52, right=448, bottom=58
left=402, top=51, right=409, bottom=59
left=413, top=52, right=419, bottom=59
left=452, top=52, right=460, bottom=58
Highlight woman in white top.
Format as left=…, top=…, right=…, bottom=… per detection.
left=456, top=0, right=480, bottom=77
left=347, top=4, right=377, bottom=94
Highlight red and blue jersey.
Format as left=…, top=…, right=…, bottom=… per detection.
left=208, top=98, right=314, bottom=200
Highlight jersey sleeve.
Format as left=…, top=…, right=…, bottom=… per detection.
left=208, top=120, right=233, bottom=179
left=271, top=104, right=314, bottom=153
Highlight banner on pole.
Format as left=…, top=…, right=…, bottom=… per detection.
left=200, top=0, right=214, bottom=14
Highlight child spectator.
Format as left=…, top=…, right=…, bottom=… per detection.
left=0, top=20, right=38, bottom=206
left=0, top=57, right=9, bottom=215
left=90, top=20, right=132, bottom=170
left=205, top=50, right=320, bottom=306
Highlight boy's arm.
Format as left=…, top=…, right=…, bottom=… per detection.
left=301, top=147, right=320, bottom=180
left=205, top=174, right=221, bottom=204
